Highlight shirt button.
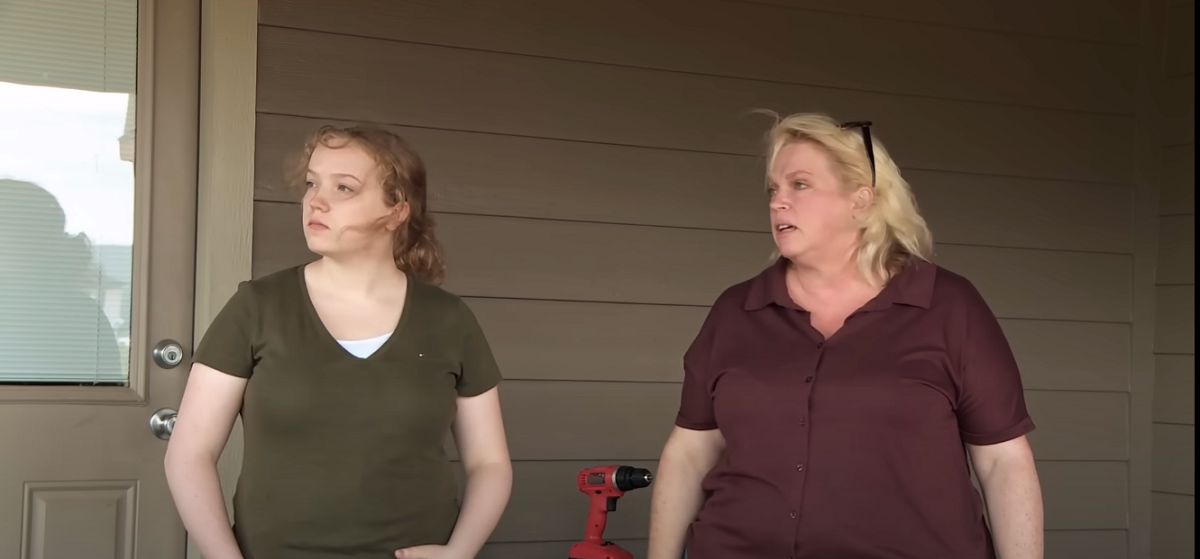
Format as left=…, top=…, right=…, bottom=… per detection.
left=790, top=511, right=798, bottom=519
left=796, top=463, right=804, bottom=471
left=799, top=417, right=807, bottom=426
left=805, top=376, right=814, bottom=383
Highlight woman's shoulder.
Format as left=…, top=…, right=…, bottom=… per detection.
left=229, top=265, right=304, bottom=304
left=406, top=277, right=482, bottom=332
left=923, top=261, right=995, bottom=316
left=408, top=276, right=467, bottom=309
left=211, top=266, right=306, bottom=324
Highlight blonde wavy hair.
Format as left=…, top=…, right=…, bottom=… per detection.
left=291, top=124, right=447, bottom=285
left=763, top=112, right=934, bottom=286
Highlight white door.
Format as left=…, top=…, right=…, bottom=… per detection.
left=0, top=0, right=200, bottom=557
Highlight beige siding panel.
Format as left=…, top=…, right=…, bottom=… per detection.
left=465, top=298, right=705, bottom=383
left=1152, top=423, right=1196, bottom=495
left=490, top=381, right=680, bottom=461
left=256, top=113, right=1134, bottom=253
left=456, top=460, right=1127, bottom=543
left=1158, top=215, right=1196, bottom=284
left=1154, top=355, right=1195, bottom=425
left=1155, top=286, right=1195, bottom=354
left=1044, top=530, right=1127, bottom=559
left=255, top=202, right=1133, bottom=322
left=933, top=245, right=1131, bottom=323
left=1002, top=320, right=1130, bottom=392
left=740, top=0, right=1136, bottom=44
left=256, top=27, right=1135, bottom=185
left=1161, top=145, right=1195, bottom=215
left=258, top=0, right=1135, bottom=114
left=1151, top=493, right=1195, bottom=558
left=479, top=540, right=646, bottom=559
left=1024, top=391, right=1128, bottom=461
left=1163, top=75, right=1196, bottom=147
left=911, top=177, right=1132, bottom=254
left=470, top=297, right=1131, bottom=391
left=447, top=381, right=1126, bottom=462
left=1166, top=3, right=1195, bottom=76
left=1039, top=461, right=1130, bottom=530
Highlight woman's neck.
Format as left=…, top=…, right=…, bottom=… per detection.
left=785, top=251, right=881, bottom=309
left=308, top=254, right=406, bottom=296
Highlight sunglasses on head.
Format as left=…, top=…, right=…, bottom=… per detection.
left=839, top=120, right=876, bottom=187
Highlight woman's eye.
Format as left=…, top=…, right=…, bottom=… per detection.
left=304, top=181, right=315, bottom=189
left=793, top=181, right=808, bottom=189
left=337, top=184, right=353, bottom=192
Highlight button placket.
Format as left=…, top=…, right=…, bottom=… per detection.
left=791, top=338, right=823, bottom=526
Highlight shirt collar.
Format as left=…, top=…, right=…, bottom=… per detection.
left=743, top=256, right=935, bottom=312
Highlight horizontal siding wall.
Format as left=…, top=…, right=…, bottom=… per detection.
left=250, top=1, right=1146, bottom=557
left=1153, top=1, right=1195, bottom=557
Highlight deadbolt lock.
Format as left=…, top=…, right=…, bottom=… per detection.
left=152, top=339, right=186, bottom=369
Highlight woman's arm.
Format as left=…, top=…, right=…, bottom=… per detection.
left=646, top=426, right=726, bottom=559
left=397, top=386, right=512, bottom=559
left=164, top=363, right=248, bottom=559
left=446, top=386, right=513, bottom=554
left=967, top=436, right=1044, bottom=559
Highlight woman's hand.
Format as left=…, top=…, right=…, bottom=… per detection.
left=394, top=544, right=465, bottom=559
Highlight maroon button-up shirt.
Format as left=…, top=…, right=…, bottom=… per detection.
left=675, top=257, right=1035, bottom=559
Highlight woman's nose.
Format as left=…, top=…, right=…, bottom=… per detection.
left=306, top=188, right=329, bottom=210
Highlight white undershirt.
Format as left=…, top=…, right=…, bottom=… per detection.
left=336, top=332, right=392, bottom=359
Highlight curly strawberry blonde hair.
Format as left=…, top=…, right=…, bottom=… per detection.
left=292, top=124, right=447, bottom=284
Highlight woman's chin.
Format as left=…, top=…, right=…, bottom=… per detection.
left=773, top=239, right=807, bottom=262
left=304, top=239, right=336, bottom=258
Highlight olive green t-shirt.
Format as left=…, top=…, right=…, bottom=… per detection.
left=192, top=265, right=503, bottom=559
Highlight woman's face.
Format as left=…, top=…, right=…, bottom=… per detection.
left=767, top=141, right=868, bottom=264
left=302, top=141, right=408, bottom=260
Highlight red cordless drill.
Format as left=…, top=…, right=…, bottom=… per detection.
left=568, top=464, right=655, bottom=559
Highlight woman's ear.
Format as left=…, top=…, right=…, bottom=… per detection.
left=851, top=184, right=874, bottom=214
left=386, top=202, right=411, bottom=232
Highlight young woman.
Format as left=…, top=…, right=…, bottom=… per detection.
left=165, top=125, right=512, bottom=559
left=647, top=113, right=1043, bottom=559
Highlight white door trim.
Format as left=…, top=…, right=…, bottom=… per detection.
left=191, top=0, right=258, bottom=556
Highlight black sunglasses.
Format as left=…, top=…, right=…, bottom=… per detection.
left=839, top=120, right=876, bottom=187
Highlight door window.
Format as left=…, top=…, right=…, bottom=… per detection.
left=0, top=0, right=139, bottom=385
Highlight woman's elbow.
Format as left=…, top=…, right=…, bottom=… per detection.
left=464, top=456, right=513, bottom=481
left=163, top=435, right=218, bottom=476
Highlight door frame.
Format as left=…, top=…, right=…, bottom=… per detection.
left=191, top=0, right=258, bottom=556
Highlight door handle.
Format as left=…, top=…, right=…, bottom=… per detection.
left=149, top=408, right=177, bottom=440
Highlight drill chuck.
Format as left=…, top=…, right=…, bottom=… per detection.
left=613, top=465, right=653, bottom=492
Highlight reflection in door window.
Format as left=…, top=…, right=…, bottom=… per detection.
left=0, top=0, right=137, bottom=385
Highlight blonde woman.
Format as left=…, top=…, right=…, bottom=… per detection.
left=647, top=113, right=1044, bottom=559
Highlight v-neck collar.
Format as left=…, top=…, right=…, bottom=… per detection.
left=296, top=264, right=414, bottom=362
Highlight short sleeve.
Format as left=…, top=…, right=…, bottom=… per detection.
left=954, top=283, right=1036, bottom=446
left=675, top=311, right=718, bottom=431
left=454, top=300, right=503, bottom=397
left=192, top=281, right=258, bottom=379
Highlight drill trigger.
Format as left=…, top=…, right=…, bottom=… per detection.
left=606, top=496, right=618, bottom=512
